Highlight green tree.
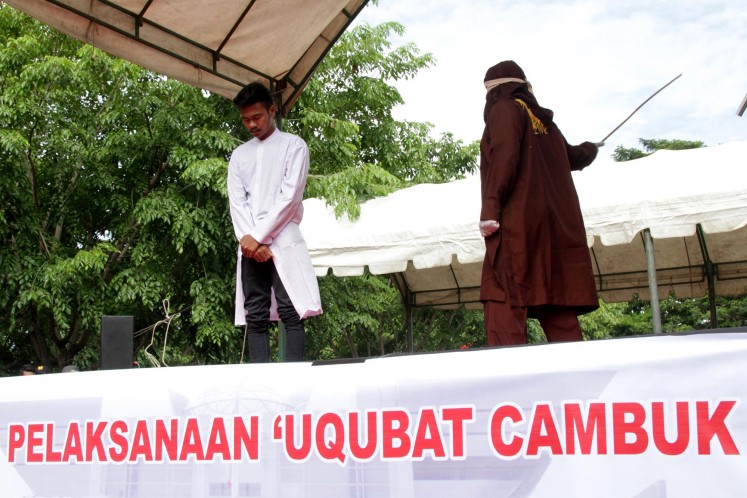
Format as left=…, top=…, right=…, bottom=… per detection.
left=286, top=21, right=481, bottom=358
left=612, top=138, right=704, bottom=161
left=307, top=273, right=403, bottom=360
left=412, top=306, right=487, bottom=352
left=286, top=21, right=479, bottom=218
left=0, top=5, right=240, bottom=374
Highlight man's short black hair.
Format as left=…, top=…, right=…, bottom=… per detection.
left=233, top=82, right=274, bottom=109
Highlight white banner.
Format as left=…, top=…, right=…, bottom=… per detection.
left=1, top=331, right=745, bottom=498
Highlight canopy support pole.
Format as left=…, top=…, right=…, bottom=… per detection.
left=389, top=272, right=415, bottom=353
left=696, top=224, right=719, bottom=328
left=643, top=229, right=663, bottom=334
left=405, top=290, right=414, bottom=353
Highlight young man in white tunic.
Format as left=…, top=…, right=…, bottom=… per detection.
left=227, top=82, right=322, bottom=362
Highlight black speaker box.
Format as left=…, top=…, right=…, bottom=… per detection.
left=100, top=315, right=134, bottom=370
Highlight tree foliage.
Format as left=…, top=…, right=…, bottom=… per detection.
left=285, top=21, right=481, bottom=359
left=0, top=5, right=240, bottom=374
left=612, top=138, right=705, bottom=161
left=290, top=21, right=481, bottom=358
left=286, top=21, right=478, bottom=218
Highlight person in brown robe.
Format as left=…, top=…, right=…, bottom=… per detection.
left=479, top=60, right=599, bottom=346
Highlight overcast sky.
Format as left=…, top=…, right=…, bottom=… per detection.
left=354, top=0, right=747, bottom=157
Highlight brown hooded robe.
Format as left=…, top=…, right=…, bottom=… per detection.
left=480, top=61, right=599, bottom=316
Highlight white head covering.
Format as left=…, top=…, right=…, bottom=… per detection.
left=484, top=77, right=533, bottom=94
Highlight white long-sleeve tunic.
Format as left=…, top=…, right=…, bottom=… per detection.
left=227, top=129, right=322, bottom=325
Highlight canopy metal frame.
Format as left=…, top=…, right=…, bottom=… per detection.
left=6, top=0, right=371, bottom=114
left=391, top=223, right=743, bottom=349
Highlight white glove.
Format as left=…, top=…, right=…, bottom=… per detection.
left=479, top=220, right=500, bottom=237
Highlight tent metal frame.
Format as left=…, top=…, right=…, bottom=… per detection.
left=8, top=0, right=371, bottom=114
left=392, top=222, right=744, bottom=351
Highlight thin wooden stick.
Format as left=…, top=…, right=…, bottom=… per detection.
left=597, top=73, right=682, bottom=146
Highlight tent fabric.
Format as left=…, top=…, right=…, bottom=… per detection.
left=5, top=0, right=370, bottom=114
left=303, top=141, right=747, bottom=308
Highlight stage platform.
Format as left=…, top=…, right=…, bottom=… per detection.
left=1, top=329, right=745, bottom=497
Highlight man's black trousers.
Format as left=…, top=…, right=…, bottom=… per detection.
left=241, top=256, right=305, bottom=362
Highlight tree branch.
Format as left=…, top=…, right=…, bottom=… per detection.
left=102, top=157, right=169, bottom=282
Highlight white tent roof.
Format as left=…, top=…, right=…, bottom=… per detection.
left=303, top=141, right=747, bottom=308
left=5, top=0, right=370, bottom=114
